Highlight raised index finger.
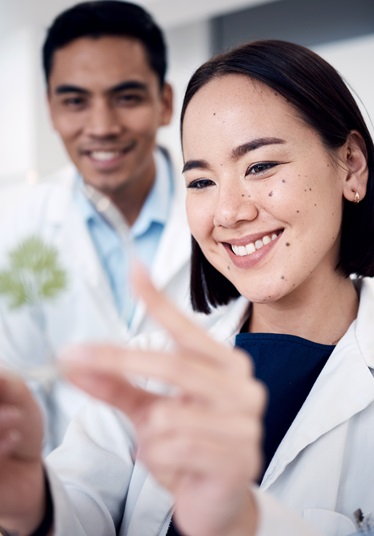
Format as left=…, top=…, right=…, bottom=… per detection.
left=131, top=261, right=248, bottom=371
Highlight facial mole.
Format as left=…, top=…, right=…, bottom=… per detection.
left=309, top=188, right=312, bottom=191
left=282, top=179, right=286, bottom=183
left=281, top=275, right=285, bottom=280
left=268, top=191, right=273, bottom=197
left=227, top=265, right=230, bottom=270
left=296, top=210, right=300, bottom=213
left=285, top=242, right=290, bottom=246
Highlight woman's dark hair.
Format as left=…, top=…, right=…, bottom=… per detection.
left=180, top=40, right=374, bottom=314
left=42, top=1, right=167, bottom=88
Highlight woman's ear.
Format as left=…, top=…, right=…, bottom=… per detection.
left=342, top=130, right=368, bottom=204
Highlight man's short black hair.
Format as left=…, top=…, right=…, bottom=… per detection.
left=42, top=1, right=167, bottom=88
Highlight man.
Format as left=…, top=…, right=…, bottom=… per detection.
left=0, top=1, right=223, bottom=452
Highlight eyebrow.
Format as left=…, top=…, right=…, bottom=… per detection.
left=231, top=137, right=285, bottom=159
left=182, top=137, right=286, bottom=173
left=54, top=80, right=148, bottom=96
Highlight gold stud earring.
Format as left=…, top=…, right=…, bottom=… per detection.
left=353, top=191, right=360, bottom=204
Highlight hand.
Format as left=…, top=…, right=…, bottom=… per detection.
left=62, top=263, right=267, bottom=536
left=0, top=372, right=46, bottom=535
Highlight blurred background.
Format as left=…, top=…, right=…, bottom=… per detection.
left=0, top=0, right=373, bottom=211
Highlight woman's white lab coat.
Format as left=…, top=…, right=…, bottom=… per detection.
left=0, top=163, right=226, bottom=451
left=45, top=278, right=374, bottom=536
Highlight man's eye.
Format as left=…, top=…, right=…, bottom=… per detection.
left=62, top=96, right=86, bottom=108
left=116, top=94, right=143, bottom=106
left=246, top=162, right=277, bottom=176
left=187, top=178, right=215, bottom=189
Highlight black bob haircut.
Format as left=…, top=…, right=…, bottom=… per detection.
left=180, top=40, right=374, bottom=314
left=42, top=0, right=167, bottom=88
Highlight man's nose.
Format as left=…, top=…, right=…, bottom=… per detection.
left=85, top=101, right=122, bottom=137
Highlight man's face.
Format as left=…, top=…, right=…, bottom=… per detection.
left=47, top=36, right=173, bottom=204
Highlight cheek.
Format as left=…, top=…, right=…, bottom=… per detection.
left=124, top=108, right=160, bottom=135
left=53, top=116, right=82, bottom=140
left=186, top=198, right=213, bottom=242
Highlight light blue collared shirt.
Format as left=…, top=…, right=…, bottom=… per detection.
left=74, top=148, right=174, bottom=324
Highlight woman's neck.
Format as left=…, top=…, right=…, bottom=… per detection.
left=249, top=275, right=358, bottom=346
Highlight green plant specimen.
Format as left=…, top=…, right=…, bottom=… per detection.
left=0, top=236, right=67, bottom=309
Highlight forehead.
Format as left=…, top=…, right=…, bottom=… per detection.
left=184, top=75, right=294, bottom=129
left=49, top=35, right=155, bottom=89
left=182, top=74, right=303, bottom=153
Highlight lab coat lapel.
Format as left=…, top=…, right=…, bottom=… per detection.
left=150, top=173, right=191, bottom=288
left=44, top=169, right=128, bottom=336
left=261, top=279, right=374, bottom=490
left=130, top=169, right=191, bottom=333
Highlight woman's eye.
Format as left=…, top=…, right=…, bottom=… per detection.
left=246, top=162, right=277, bottom=176
left=187, top=178, right=215, bottom=189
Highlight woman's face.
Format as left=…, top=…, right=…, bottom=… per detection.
left=182, top=74, right=349, bottom=304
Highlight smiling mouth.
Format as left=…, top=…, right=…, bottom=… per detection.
left=84, top=143, right=136, bottom=161
left=90, top=150, right=122, bottom=161
left=230, top=231, right=282, bottom=257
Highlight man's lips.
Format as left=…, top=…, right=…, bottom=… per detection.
left=81, top=142, right=136, bottom=160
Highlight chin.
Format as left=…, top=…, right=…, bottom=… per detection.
left=238, top=285, right=285, bottom=304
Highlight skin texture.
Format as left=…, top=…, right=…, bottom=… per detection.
left=48, top=36, right=173, bottom=224
left=0, top=375, right=45, bottom=535
left=182, top=75, right=368, bottom=344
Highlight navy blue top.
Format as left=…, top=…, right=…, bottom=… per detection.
left=235, top=333, right=334, bottom=479
left=166, top=332, right=334, bottom=535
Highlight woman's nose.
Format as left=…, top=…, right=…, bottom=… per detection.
left=213, top=183, right=258, bottom=228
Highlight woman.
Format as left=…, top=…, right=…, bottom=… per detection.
left=176, top=39, right=374, bottom=534
left=0, top=40, right=373, bottom=536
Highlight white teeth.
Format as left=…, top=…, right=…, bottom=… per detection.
left=91, top=151, right=120, bottom=161
left=231, top=232, right=279, bottom=257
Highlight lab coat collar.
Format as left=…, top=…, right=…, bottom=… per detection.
left=45, top=155, right=191, bottom=290
left=43, top=165, right=123, bottom=332
left=148, top=151, right=191, bottom=289
left=261, top=278, right=374, bottom=489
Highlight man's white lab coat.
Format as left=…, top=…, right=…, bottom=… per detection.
left=0, top=161, right=227, bottom=451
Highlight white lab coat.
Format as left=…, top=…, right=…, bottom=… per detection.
left=0, top=161, right=227, bottom=451
left=45, top=277, right=374, bottom=536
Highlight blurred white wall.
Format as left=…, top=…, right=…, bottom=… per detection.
left=314, top=34, right=374, bottom=138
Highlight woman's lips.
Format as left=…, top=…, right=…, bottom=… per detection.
left=230, top=231, right=282, bottom=257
